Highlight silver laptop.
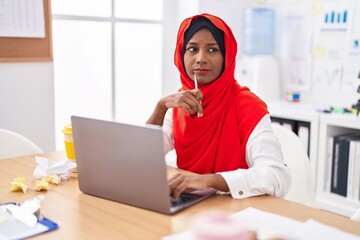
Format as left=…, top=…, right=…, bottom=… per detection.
left=71, top=116, right=216, bottom=214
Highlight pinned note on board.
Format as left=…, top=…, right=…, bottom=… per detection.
left=313, top=45, right=327, bottom=59
left=311, top=0, right=323, bottom=16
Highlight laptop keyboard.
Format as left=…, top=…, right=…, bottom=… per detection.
left=170, top=193, right=197, bottom=207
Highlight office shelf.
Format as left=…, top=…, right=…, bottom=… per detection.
left=316, top=113, right=360, bottom=217
left=268, top=101, right=360, bottom=217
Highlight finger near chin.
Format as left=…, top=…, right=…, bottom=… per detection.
left=178, top=103, right=193, bottom=115
left=186, top=106, right=197, bottom=115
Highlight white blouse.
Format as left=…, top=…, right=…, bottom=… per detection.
left=162, top=109, right=292, bottom=199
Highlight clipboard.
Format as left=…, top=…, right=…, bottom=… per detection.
left=0, top=202, right=58, bottom=240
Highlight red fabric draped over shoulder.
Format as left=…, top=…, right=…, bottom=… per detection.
left=173, top=14, right=268, bottom=174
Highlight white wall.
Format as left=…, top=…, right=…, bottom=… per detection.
left=162, top=0, right=199, bottom=95
left=0, top=62, right=55, bottom=152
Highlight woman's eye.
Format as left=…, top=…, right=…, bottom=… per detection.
left=209, top=48, right=219, bottom=52
left=187, top=47, right=197, bottom=52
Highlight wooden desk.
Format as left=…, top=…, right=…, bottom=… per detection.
left=1, top=152, right=359, bottom=239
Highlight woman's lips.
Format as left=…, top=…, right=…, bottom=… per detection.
left=194, top=69, right=209, bottom=75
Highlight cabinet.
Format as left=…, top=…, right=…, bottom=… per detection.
left=316, top=114, right=360, bottom=217
left=268, top=101, right=360, bottom=217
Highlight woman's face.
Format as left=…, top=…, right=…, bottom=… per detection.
left=184, top=28, right=224, bottom=84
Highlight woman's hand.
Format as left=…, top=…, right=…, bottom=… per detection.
left=168, top=173, right=229, bottom=200
left=146, top=89, right=203, bottom=126
left=163, top=89, right=203, bottom=116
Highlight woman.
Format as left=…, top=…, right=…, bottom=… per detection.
left=147, top=13, right=291, bottom=200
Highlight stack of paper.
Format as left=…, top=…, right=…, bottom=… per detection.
left=163, top=207, right=360, bottom=240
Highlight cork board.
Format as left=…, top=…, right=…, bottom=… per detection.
left=0, top=0, right=52, bottom=62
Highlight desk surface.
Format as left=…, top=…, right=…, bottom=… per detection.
left=1, top=152, right=360, bottom=239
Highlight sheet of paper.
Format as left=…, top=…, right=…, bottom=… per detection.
left=311, top=0, right=357, bottom=93
left=280, top=7, right=312, bottom=92
left=162, top=207, right=360, bottom=240
left=312, top=60, right=342, bottom=92
left=162, top=207, right=303, bottom=240
left=0, top=0, right=45, bottom=38
left=0, top=206, right=48, bottom=240
left=298, top=219, right=360, bottom=240
left=228, top=207, right=303, bottom=239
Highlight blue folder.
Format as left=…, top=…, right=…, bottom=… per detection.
left=0, top=202, right=58, bottom=239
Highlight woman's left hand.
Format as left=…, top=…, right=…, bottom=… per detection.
left=168, top=173, right=229, bottom=200
left=168, top=173, right=208, bottom=200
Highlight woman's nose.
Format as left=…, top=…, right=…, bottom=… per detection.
left=196, top=49, right=207, bottom=64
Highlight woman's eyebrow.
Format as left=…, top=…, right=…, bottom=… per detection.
left=186, top=42, right=219, bottom=46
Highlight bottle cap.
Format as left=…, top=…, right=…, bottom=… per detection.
left=63, top=125, right=72, bottom=135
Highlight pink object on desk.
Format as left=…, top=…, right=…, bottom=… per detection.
left=192, top=212, right=250, bottom=240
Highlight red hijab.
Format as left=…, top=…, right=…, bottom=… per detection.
left=173, top=14, right=268, bottom=174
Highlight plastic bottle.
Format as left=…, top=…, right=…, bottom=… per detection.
left=63, top=125, right=76, bottom=162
